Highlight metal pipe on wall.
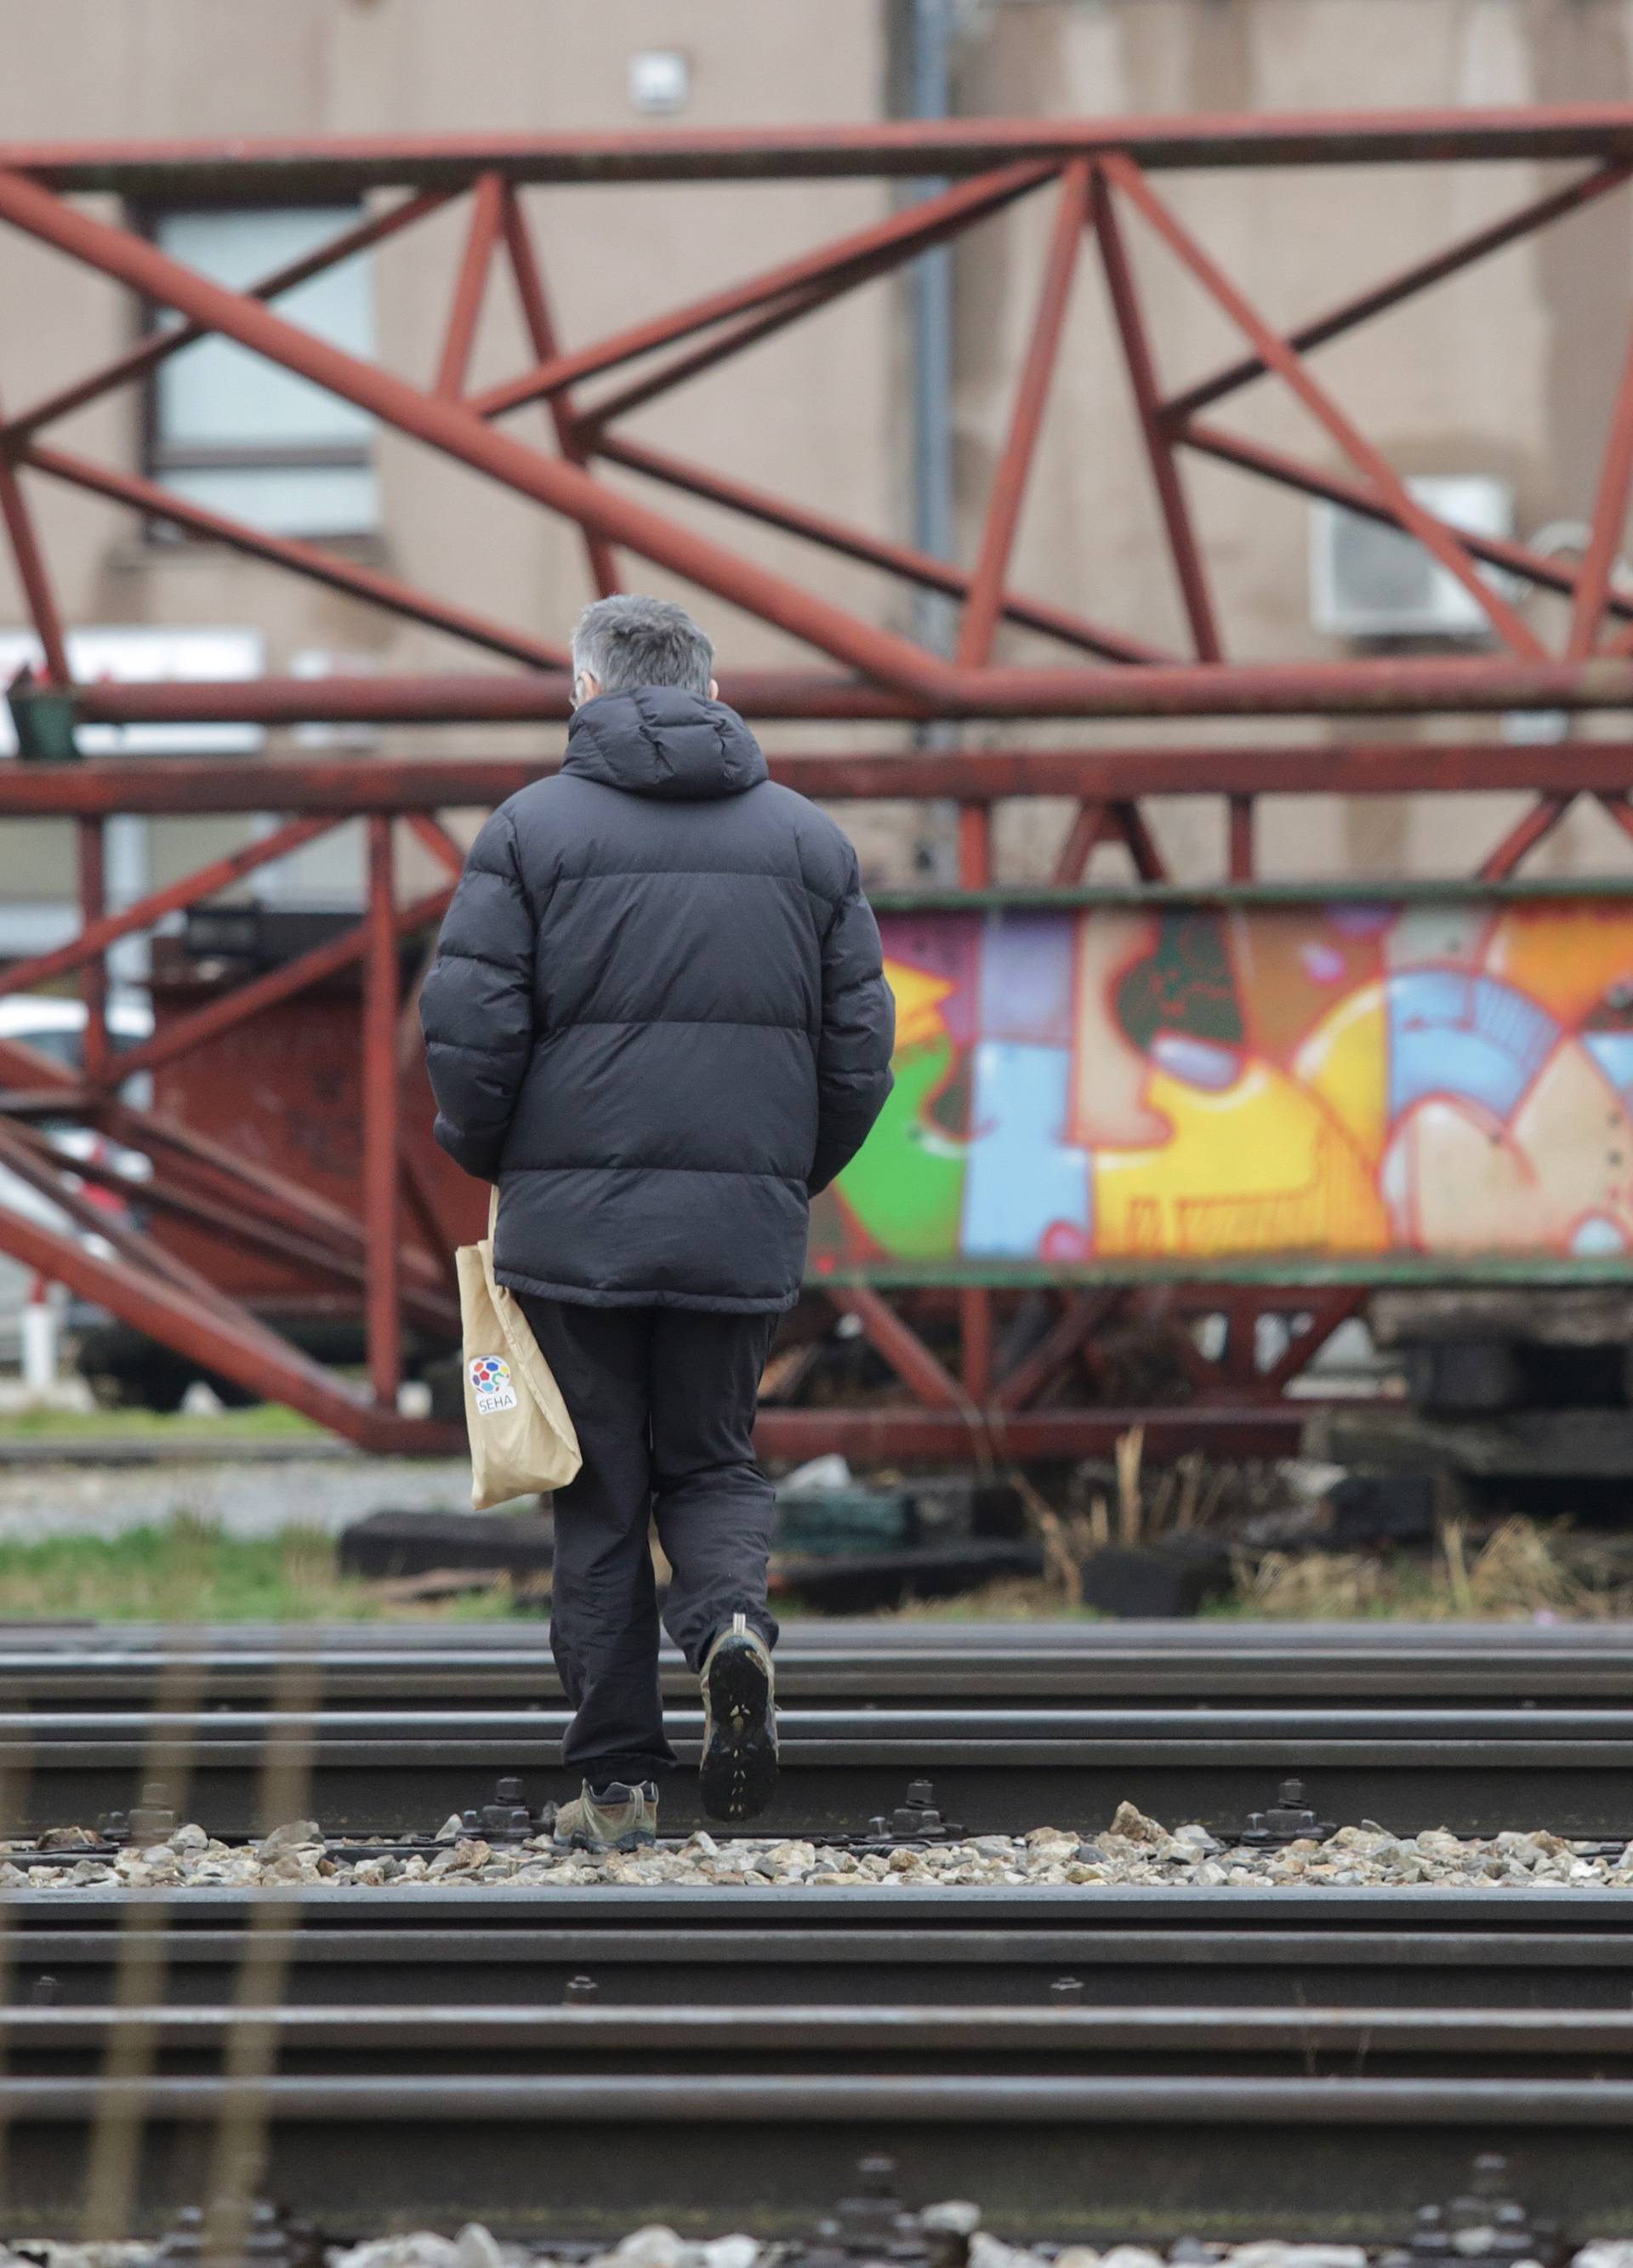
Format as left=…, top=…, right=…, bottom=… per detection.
left=904, top=0, right=965, bottom=881
left=908, top=0, right=957, bottom=651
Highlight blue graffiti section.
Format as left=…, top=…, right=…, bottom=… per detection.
left=964, top=1040, right=1092, bottom=1257
left=1585, top=1029, right=1633, bottom=1112
left=1386, top=971, right=1561, bottom=1125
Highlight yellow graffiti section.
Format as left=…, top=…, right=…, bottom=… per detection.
left=883, top=957, right=955, bottom=1050
left=1294, top=983, right=1391, bottom=1168
left=1092, top=1058, right=1389, bottom=1258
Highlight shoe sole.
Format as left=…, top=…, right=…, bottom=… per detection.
left=700, top=1637, right=778, bottom=1823
left=551, top=1827, right=656, bottom=1855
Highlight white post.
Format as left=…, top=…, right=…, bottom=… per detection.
left=20, top=1274, right=58, bottom=1399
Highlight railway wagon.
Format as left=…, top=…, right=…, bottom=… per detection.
left=67, top=879, right=1633, bottom=1455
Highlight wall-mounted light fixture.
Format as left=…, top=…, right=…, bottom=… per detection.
left=629, top=49, right=690, bottom=115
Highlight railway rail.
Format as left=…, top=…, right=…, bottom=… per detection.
left=8, top=1701, right=1633, bottom=1838
left=20, top=2000, right=1633, bottom=2079
left=4, top=1625, right=1633, bottom=1838
left=8, top=1620, right=1633, bottom=1707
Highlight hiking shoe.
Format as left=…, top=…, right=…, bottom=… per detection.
left=551, top=1780, right=658, bottom=1853
left=699, top=1611, right=778, bottom=1823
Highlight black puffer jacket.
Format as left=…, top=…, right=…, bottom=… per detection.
left=420, top=687, right=895, bottom=1312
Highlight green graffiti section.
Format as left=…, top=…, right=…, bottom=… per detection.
left=833, top=1030, right=967, bottom=1260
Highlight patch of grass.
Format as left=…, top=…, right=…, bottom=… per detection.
left=0, top=1513, right=522, bottom=1622
left=0, top=1403, right=326, bottom=1441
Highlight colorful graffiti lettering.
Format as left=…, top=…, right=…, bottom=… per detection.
left=807, top=899, right=1633, bottom=1269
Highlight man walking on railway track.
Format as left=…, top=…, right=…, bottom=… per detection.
left=421, top=594, right=895, bottom=1849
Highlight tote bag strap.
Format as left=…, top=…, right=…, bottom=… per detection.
left=487, top=1184, right=499, bottom=1239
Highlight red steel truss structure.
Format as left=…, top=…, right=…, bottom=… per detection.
left=3, top=108, right=1633, bottom=1456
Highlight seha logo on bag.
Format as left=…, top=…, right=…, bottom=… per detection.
left=469, top=1353, right=520, bottom=1417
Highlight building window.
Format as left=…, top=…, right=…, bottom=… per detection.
left=147, top=206, right=379, bottom=539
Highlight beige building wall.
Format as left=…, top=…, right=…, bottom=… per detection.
left=0, top=0, right=900, bottom=929
left=0, top=0, right=1631, bottom=929
left=960, top=0, right=1633, bottom=886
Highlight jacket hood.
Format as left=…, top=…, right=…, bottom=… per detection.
left=563, top=687, right=769, bottom=801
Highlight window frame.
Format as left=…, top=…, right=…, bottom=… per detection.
left=133, top=197, right=378, bottom=540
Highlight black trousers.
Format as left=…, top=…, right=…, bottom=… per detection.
left=519, top=1296, right=780, bottom=1787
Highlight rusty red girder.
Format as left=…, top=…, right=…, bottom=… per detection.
left=13, top=738, right=1633, bottom=817
left=10, top=108, right=1633, bottom=190
left=0, top=111, right=1630, bottom=725
left=1, top=110, right=1632, bottom=1458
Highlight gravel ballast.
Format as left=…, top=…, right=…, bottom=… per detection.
left=9, top=1801, right=1633, bottom=1890
left=3, top=2222, right=1628, bottom=2268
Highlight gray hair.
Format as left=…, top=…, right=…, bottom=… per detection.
left=571, top=594, right=714, bottom=698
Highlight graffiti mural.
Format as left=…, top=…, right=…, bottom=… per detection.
left=809, top=898, right=1633, bottom=1271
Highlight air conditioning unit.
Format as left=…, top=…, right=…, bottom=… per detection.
left=1310, top=476, right=1514, bottom=640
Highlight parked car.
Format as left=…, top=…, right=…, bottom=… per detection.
left=0, top=994, right=153, bottom=1380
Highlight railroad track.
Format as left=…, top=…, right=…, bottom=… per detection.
left=7, top=1619, right=1633, bottom=1707
left=9, top=1632, right=1633, bottom=2248
left=7, top=1888, right=1633, bottom=2239
left=11, top=1884, right=1633, bottom=2009
left=7, top=1701, right=1633, bottom=1838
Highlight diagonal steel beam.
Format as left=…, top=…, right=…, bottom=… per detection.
left=1569, top=318, right=1633, bottom=658
left=1052, top=801, right=1116, bottom=883
left=0, top=1120, right=287, bottom=1348
left=0, top=166, right=953, bottom=703
left=1256, top=1291, right=1370, bottom=1399
left=1103, top=154, right=1547, bottom=659
left=1477, top=794, right=1575, bottom=880
left=0, top=402, right=69, bottom=681
left=571, top=276, right=847, bottom=430
left=405, top=812, right=470, bottom=877
left=116, top=881, right=454, bottom=1083
left=1595, top=790, right=1633, bottom=847
left=1094, top=165, right=1221, bottom=661
left=1182, top=419, right=1633, bottom=624
left=3, top=190, right=454, bottom=445
left=995, top=1291, right=1121, bottom=1411
left=596, top=430, right=1169, bottom=664
left=472, top=161, right=1054, bottom=419
left=1160, top=161, right=1633, bottom=429
left=0, top=1199, right=454, bottom=1451
left=567, top=168, right=1052, bottom=436
left=0, top=818, right=339, bottom=1002
left=958, top=162, right=1091, bottom=667
left=499, top=187, right=619, bottom=596
left=0, top=1021, right=447, bottom=1300
left=435, top=174, right=505, bottom=400
left=23, top=1131, right=458, bottom=1338
left=23, top=441, right=571, bottom=670
left=824, top=1285, right=970, bottom=1414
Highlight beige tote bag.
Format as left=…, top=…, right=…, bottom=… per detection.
left=457, top=1190, right=582, bottom=1509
